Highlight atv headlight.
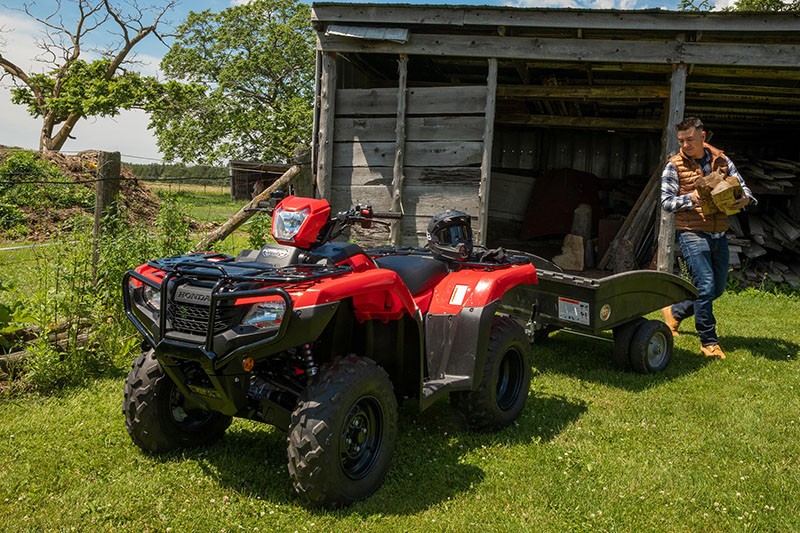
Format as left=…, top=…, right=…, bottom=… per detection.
left=142, top=284, right=161, bottom=310
left=273, top=206, right=309, bottom=242
left=242, top=299, right=286, bottom=330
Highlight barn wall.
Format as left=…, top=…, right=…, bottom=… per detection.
left=330, top=85, right=488, bottom=245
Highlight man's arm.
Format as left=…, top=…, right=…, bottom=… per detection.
left=726, top=157, right=757, bottom=209
left=661, top=162, right=697, bottom=212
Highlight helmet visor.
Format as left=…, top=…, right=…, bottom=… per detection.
left=437, top=224, right=472, bottom=246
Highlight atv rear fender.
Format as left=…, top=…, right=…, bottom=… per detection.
left=420, top=264, right=537, bottom=408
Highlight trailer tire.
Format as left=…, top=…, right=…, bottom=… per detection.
left=628, top=320, right=673, bottom=374
left=123, top=350, right=232, bottom=452
left=288, top=355, right=398, bottom=508
left=451, top=316, right=532, bottom=430
left=612, top=318, right=646, bottom=370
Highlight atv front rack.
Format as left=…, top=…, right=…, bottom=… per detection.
left=125, top=263, right=305, bottom=362
left=150, top=255, right=352, bottom=283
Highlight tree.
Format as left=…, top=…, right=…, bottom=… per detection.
left=0, top=1, right=176, bottom=153
left=728, top=0, right=799, bottom=10
left=147, top=0, right=314, bottom=165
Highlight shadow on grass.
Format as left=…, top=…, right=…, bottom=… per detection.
left=531, top=331, right=708, bottom=392
left=152, top=392, right=585, bottom=515
left=721, top=334, right=799, bottom=362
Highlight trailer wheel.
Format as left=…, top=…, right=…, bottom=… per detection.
left=122, top=350, right=232, bottom=452
left=287, top=355, right=398, bottom=508
left=628, top=320, right=673, bottom=374
left=612, top=318, right=646, bottom=370
left=451, top=316, right=532, bottom=430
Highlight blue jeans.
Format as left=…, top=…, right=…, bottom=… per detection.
left=671, top=231, right=729, bottom=346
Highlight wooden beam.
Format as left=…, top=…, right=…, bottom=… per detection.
left=497, top=85, right=670, bottom=99
left=682, top=42, right=800, bottom=69
left=312, top=5, right=800, bottom=33
left=478, top=58, right=497, bottom=247
left=657, top=63, right=687, bottom=274
left=320, top=33, right=680, bottom=64
left=496, top=114, right=662, bottom=131
left=319, top=33, right=800, bottom=68
left=391, top=54, right=408, bottom=245
left=317, top=52, right=337, bottom=200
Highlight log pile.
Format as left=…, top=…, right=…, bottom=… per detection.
left=727, top=157, right=800, bottom=289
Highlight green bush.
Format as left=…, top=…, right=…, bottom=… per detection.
left=6, top=198, right=194, bottom=394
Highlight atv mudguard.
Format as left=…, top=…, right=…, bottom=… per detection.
left=421, top=264, right=537, bottom=407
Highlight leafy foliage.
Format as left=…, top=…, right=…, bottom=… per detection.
left=9, top=59, right=150, bottom=123
left=147, top=0, right=315, bottom=165
left=727, top=0, right=799, bottom=10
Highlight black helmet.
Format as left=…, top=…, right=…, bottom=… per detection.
left=426, top=210, right=473, bottom=262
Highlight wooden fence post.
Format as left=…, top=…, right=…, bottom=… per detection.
left=93, top=151, right=121, bottom=281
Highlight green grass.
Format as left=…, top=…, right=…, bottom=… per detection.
left=144, top=181, right=243, bottom=225
left=1, top=289, right=798, bottom=531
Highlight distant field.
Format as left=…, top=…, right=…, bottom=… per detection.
left=142, top=181, right=242, bottom=225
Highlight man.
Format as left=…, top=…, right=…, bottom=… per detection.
left=660, top=117, right=756, bottom=360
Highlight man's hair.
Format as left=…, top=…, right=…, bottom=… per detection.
left=676, top=117, right=704, bottom=132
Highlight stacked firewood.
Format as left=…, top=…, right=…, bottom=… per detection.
left=727, top=158, right=800, bottom=289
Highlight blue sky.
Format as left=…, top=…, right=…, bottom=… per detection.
left=0, top=0, right=712, bottom=161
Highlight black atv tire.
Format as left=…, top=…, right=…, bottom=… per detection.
left=451, top=316, right=532, bottom=431
left=612, top=317, right=646, bottom=370
left=628, top=319, right=673, bottom=374
left=287, top=355, right=398, bottom=508
left=122, top=350, right=232, bottom=453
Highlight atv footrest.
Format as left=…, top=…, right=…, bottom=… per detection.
left=422, top=374, right=471, bottom=406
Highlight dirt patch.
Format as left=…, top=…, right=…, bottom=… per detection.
left=2, top=147, right=161, bottom=240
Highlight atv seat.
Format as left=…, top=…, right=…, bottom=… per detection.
left=374, top=255, right=449, bottom=296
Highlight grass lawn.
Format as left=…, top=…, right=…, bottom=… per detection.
left=144, top=181, right=243, bottom=225
left=1, top=289, right=798, bottom=531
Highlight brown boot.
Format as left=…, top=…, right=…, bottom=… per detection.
left=700, top=344, right=726, bottom=360
left=661, top=306, right=680, bottom=337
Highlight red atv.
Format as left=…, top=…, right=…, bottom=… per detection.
left=122, top=194, right=537, bottom=507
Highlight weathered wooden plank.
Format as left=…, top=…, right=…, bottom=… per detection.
left=321, top=32, right=800, bottom=68
left=312, top=5, right=800, bottom=33
left=478, top=58, right=497, bottom=247
left=316, top=52, right=337, bottom=200
left=334, top=116, right=485, bottom=142
left=391, top=54, right=408, bottom=245
left=497, top=85, right=670, bottom=100
left=320, top=33, right=683, bottom=64
left=488, top=172, right=535, bottom=222
left=336, top=86, right=487, bottom=115
left=333, top=166, right=481, bottom=189
left=331, top=184, right=481, bottom=219
left=682, top=42, right=800, bottom=69
left=496, top=114, right=662, bottom=131
left=332, top=184, right=483, bottom=247
left=335, top=141, right=483, bottom=167
left=657, top=63, right=687, bottom=274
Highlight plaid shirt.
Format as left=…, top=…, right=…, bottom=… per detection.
left=660, top=149, right=756, bottom=238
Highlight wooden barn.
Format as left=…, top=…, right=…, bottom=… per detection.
left=310, top=3, right=800, bottom=277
